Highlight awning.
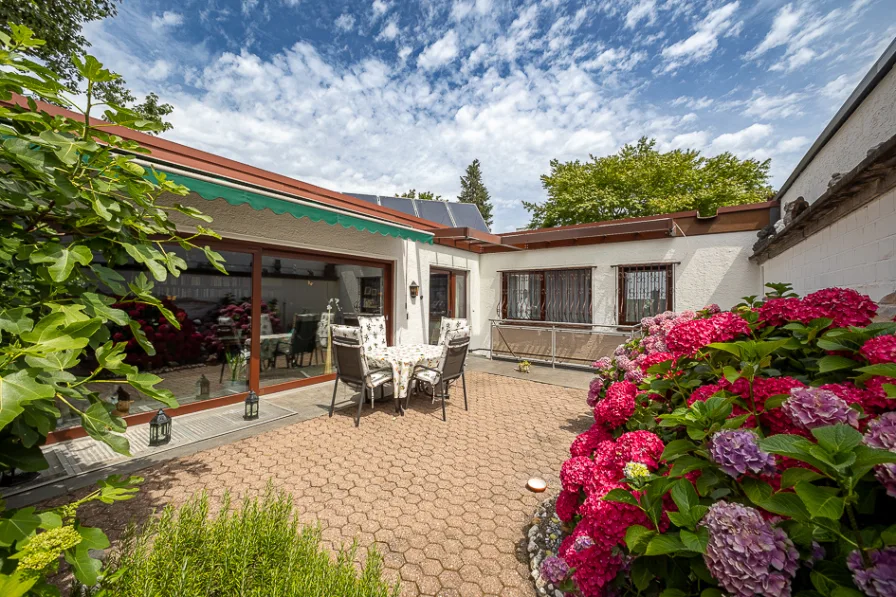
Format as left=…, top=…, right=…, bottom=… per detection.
left=163, top=171, right=434, bottom=244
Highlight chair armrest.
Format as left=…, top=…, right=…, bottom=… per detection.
left=413, top=365, right=441, bottom=375
left=367, top=367, right=393, bottom=377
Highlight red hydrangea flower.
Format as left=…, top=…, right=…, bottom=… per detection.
left=640, top=351, right=675, bottom=372
left=708, top=311, right=751, bottom=342
left=560, top=456, right=595, bottom=492
left=616, top=430, right=665, bottom=470
left=570, top=425, right=613, bottom=457
left=757, top=297, right=827, bottom=327
left=666, top=318, right=716, bottom=357
left=803, top=287, right=877, bottom=327
left=865, top=377, right=896, bottom=415
left=594, top=381, right=637, bottom=429
left=555, top=489, right=580, bottom=522
left=861, top=335, right=896, bottom=365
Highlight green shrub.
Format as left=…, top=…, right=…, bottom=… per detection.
left=90, top=487, right=399, bottom=597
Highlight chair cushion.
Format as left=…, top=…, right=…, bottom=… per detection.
left=413, top=368, right=440, bottom=385
left=331, top=324, right=360, bottom=342
left=358, top=315, right=388, bottom=353
left=438, top=318, right=469, bottom=345
left=368, top=369, right=393, bottom=388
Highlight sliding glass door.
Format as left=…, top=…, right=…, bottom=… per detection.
left=428, top=269, right=467, bottom=344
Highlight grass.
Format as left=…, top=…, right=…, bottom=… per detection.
left=88, top=485, right=399, bottom=597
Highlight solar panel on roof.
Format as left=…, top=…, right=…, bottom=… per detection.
left=416, top=200, right=455, bottom=227
left=448, top=203, right=490, bottom=233
left=379, top=195, right=419, bottom=218
left=345, top=193, right=380, bottom=205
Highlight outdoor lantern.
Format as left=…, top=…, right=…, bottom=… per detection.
left=244, top=391, right=260, bottom=420
left=409, top=281, right=420, bottom=299
left=148, top=409, right=172, bottom=446
left=196, top=374, right=210, bottom=400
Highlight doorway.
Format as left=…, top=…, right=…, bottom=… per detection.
left=429, top=269, right=467, bottom=344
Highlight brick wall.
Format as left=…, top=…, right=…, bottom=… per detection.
left=761, top=186, right=896, bottom=301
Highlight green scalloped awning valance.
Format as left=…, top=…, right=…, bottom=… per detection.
left=164, top=172, right=434, bottom=244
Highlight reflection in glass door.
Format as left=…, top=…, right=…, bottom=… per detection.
left=429, top=270, right=467, bottom=344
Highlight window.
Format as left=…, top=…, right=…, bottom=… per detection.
left=617, top=264, right=674, bottom=325
left=501, top=269, right=591, bottom=323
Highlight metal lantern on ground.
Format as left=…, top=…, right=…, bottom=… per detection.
left=148, top=409, right=172, bottom=446
left=244, top=391, right=259, bottom=420
left=196, top=374, right=210, bottom=400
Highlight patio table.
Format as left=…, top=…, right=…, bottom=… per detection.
left=256, top=333, right=291, bottom=363
left=367, top=344, right=443, bottom=402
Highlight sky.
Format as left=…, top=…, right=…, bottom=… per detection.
left=83, top=0, right=896, bottom=232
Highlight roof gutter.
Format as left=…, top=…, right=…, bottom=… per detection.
left=135, top=159, right=435, bottom=239
left=773, top=36, right=896, bottom=203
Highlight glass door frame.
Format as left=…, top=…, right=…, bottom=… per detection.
left=205, top=237, right=394, bottom=397
left=429, top=268, right=468, bottom=342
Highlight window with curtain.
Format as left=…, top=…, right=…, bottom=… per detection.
left=617, top=264, right=674, bottom=325
left=502, top=269, right=591, bottom=323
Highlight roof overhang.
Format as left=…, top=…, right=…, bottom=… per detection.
left=752, top=133, right=896, bottom=263
left=432, top=227, right=522, bottom=251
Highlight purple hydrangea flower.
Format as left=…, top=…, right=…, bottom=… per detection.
left=864, top=413, right=896, bottom=497
left=782, top=387, right=859, bottom=430
left=847, top=547, right=896, bottom=597
left=593, top=357, right=613, bottom=370
left=710, top=430, right=776, bottom=478
left=572, top=535, right=594, bottom=552
left=701, top=501, right=799, bottom=597
left=587, top=377, right=604, bottom=407
left=615, top=355, right=633, bottom=371
left=624, top=369, right=645, bottom=384
left=540, top=555, right=570, bottom=585
left=806, top=542, right=825, bottom=568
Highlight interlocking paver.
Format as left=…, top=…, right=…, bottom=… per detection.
left=52, top=371, right=587, bottom=596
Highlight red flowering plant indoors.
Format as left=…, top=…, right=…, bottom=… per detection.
left=110, top=298, right=204, bottom=370
left=545, top=283, right=896, bottom=597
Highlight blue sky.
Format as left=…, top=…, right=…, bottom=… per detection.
left=84, top=0, right=895, bottom=232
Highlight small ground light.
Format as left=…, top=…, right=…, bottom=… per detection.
left=148, top=409, right=172, bottom=446
left=244, top=390, right=260, bottom=420
left=527, top=477, right=547, bottom=492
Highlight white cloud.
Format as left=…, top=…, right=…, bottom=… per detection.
left=146, top=59, right=172, bottom=80
left=671, top=96, right=714, bottom=110
left=150, top=11, right=183, bottom=31
left=775, top=136, right=809, bottom=153
left=746, top=3, right=805, bottom=59
left=372, top=0, right=390, bottom=17
left=417, top=30, right=459, bottom=70
left=625, top=0, right=656, bottom=29
left=742, top=91, right=804, bottom=120
left=335, top=13, right=355, bottom=32
left=670, top=130, right=709, bottom=149
left=582, top=47, right=645, bottom=72
left=710, top=123, right=774, bottom=154
left=451, top=1, right=473, bottom=21
left=378, top=19, right=400, bottom=41
left=821, top=74, right=858, bottom=102
left=661, top=2, right=740, bottom=70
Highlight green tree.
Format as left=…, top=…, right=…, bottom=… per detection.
left=0, top=24, right=222, bottom=593
left=457, top=158, right=493, bottom=229
left=397, top=189, right=444, bottom=201
left=525, top=137, right=774, bottom=229
left=0, top=1, right=175, bottom=132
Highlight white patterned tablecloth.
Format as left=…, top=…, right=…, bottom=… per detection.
left=368, top=344, right=443, bottom=399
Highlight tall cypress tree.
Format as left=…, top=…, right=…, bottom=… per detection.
left=457, top=159, right=494, bottom=229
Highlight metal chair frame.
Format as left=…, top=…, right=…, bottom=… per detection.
left=410, top=336, right=470, bottom=421
left=328, top=334, right=393, bottom=427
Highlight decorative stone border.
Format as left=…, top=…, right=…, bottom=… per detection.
left=526, top=495, right=568, bottom=597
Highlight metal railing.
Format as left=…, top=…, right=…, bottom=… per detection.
left=486, top=319, right=642, bottom=370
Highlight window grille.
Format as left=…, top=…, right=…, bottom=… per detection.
left=617, top=264, right=674, bottom=325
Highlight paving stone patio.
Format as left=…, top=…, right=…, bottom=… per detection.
left=53, top=370, right=592, bottom=597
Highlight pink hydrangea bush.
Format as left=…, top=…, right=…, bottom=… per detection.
left=550, top=285, right=896, bottom=596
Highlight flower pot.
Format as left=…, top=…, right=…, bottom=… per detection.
left=115, top=400, right=133, bottom=416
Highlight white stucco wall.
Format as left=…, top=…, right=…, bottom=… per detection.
left=761, top=187, right=896, bottom=301
left=779, top=66, right=896, bottom=210
left=478, top=231, right=760, bottom=327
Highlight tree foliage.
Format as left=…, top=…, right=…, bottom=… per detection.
left=525, top=137, right=774, bottom=229
left=457, top=158, right=493, bottom=229
left=397, top=189, right=444, bottom=201
left=0, top=24, right=222, bottom=594
left=0, top=2, right=174, bottom=132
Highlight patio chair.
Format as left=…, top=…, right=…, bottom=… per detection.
left=289, top=313, right=319, bottom=367
left=410, top=334, right=470, bottom=421
left=328, top=324, right=393, bottom=427
left=437, top=317, right=470, bottom=345
left=216, top=323, right=249, bottom=383
left=358, top=314, right=387, bottom=354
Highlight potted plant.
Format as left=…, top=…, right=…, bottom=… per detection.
left=517, top=360, right=531, bottom=373
left=223, top=349, right=248, bottom=393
